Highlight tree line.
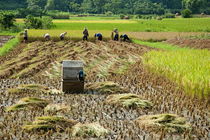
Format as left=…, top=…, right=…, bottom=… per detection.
left=0, top=0, right=210, bottom=15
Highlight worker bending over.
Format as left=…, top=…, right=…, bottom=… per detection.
left=60, top=32, right=67, bottom=40
left=94, top=33, right=103, bottom=41
left=83, top=28, right=89, bottom=41
left=112, top=28, right=119, bottom=41
left=120, top=34, right=130, bottom=42
left=44, top=33, right=50, bottom=41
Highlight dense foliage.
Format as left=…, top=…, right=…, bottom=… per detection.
left=24, top=15, right=53, bottom=29
left=0, top=0, right=209, bottom=15
left=0, top=12, right=15, bottom=29
left=181, top=9, right=192, bottom=18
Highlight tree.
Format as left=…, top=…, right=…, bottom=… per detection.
left=24, top=15, right=53, bottom=29
left=69, top=2, right=80, bottom=12
left=24, top=15, right=43, bottom=29
left=45, top=0, right=55, bottom=11
left=0, top=12, right=15, bottom=29
left=81, top=0, right=95, bottom=13
left=182, top=0, right=207, bottom=13
left=181, top=9, right=192, bottom=18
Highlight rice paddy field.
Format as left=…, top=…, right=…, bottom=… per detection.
left=0, top=17, right=210, bottom=139
left=16, top=18, right=210, bottom=32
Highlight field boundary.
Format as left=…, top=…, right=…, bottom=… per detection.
left=0, top=36, right=20, bottom=57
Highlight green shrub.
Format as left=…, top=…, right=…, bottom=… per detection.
left=47, top=11, right=70, bottom=19
left=24, top=15, right=53, bottom=29
left=135, top=15, right=142, bottom=19
left=105, top=11, right=113, bottom=16
left=9, top=24, right=23, bottom=33
left=181, top=9, right=192, bottom=18
left=120, top=14, right=125, bottom=19
left=0, top=11, right=15, bottom=29
left=156, top=16, right=163, bottom=20
left=164, top=13, right=175, bottom=18
left=41, top=16, right=53, bottom=29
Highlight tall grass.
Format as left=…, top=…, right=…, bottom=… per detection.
left=135, top=40, right=210, bottom=97
left=0, top=37, right=19, bottom=56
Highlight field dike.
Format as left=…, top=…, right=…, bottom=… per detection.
left=0, top=40, right=209, bottom=139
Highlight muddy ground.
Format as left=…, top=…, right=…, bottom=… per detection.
left=0, top=36, right=14, bottom=47
left=0, top=41, right=209, bottom=140
left=167, top=38, right=210, bottom=50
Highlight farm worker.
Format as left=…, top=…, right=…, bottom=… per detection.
left=120, top=34, right=130, bottom=42
left=60, top=32, right=67, bottom=40
left=23, top=29, right=28, bottom=43
left=44, top=33, right=50, bottom=41
left=83, top=28, right=89, bottom=41
left=112, top=28, right=119, bottom=41
left=78, top=70, right=86, bottom=82
left=94, top=33, right=103, bottom=41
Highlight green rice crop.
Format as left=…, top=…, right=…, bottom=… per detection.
left=53, top=18, right=210, bottom=32
left=16, top=18, right=210, bottom=32
left=0, top=36, right=19, bottom=56
left=133, top=40, right=182, bottom=50
left=135, top=40, right=210, bottom=97
left=27, top=29, right=112, bottom=37
left=0, top=31, right=18, bottom=36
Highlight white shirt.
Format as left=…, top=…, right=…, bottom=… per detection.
left=60, top=33, right=65, bottom=38
left=44, top=33, right=50, bottom=38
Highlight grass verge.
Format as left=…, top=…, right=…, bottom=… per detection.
left=134, top=40, right=210, bottom=97
left=0, top=36, right=19, bottom=56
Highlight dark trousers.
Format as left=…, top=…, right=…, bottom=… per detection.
left=60, top=36, right=64, bottom=40
left=24, top=37, right=28, bottom=41
left=83, top=35, right=88, bottom=41
left=98, top=36, right=102, bottom=41
left=114, top=34, right=119, bottom=41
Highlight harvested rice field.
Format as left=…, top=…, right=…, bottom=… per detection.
left=0, top=40, right=209, bottom=140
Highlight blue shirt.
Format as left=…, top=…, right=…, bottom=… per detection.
left=96, top=33, right=102, bottom=37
